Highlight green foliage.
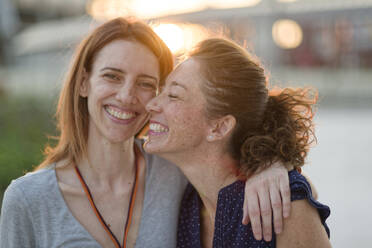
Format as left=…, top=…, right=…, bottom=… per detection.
left=0, top=95, right=57, bottom=206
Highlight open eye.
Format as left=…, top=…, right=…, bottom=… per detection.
left=138, top=81, right=157, bottom=91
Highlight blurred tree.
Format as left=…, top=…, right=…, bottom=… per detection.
left=0, top=96, right=57, bottom=208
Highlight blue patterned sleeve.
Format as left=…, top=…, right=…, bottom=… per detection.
left=288, top=170, right=331, bottom=238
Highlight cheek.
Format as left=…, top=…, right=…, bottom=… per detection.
left=89, top=82, right=113, bottom=100
left=138, top=91, right=156, bottom=108
left=173, top=109, right=206, bottom=131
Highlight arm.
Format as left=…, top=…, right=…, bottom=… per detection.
left=276, top=199, right=331, bottom=248
left=243, top=162, right=291, bottom=241
left=0, top=182, right=36, bottom=247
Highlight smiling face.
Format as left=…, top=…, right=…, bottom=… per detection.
left=144, top=58, right=212, bottom=157
left=80, top=39, right=160, bottom=144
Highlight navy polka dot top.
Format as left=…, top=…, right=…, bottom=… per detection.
left=177, top=170, right=330, bottom=247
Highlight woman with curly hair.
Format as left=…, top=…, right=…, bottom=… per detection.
left=145, top=38, right=331, bottom=247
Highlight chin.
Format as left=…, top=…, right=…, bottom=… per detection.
left=143, top=138, right=167, bottom=155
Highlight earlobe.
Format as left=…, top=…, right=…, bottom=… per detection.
left=79, top=69, right=89, bottom=97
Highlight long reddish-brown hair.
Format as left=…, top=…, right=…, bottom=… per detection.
left=35, top=17, right=173, bottom=170
left=188, top=38, right=317, bottom=176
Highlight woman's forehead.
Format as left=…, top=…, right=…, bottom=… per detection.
left=166, top=59, right=201, bottom=86
left=92, top=40, right=160, bottom=77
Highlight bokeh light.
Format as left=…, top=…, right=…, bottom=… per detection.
left=272, top=19, right=303, bottom=49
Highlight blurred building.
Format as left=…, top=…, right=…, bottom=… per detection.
left=14, top=0, right=86, bottom=22
left=0, top=0, right=21, bottom=64
left=1, top=0, right=372, bottom=105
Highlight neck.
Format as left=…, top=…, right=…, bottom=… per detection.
left=77, top=129, right=137, bottom=191
left=168, top=145, right=238, bottom=224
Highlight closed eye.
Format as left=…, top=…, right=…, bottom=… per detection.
left=168, top=94, right=178, bottom=99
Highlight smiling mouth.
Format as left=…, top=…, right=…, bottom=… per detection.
left=105, top=105, right=136, bottom=120
left=149, top=122, right=169, bottom=135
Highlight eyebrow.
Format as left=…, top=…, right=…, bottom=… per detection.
left=100, top=67, right=124, bottom=73
left=170, top=81, right=187, bottom=90
left=100, top=67, right=158, bottom=81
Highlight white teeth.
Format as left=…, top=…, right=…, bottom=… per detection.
left=106, top=106, right=135, bottom=120
left=149, top=123, right=169, bottom=133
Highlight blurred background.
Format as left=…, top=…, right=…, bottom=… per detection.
left=0, top=0, right=371, bottom=246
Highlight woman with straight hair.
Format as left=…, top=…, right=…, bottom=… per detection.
left=1, top=18, right=291, bottom=247
left=145, top=38, right=331, bottom=247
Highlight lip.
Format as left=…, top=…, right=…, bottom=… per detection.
left=104, top=104, right=139, bottom=125
left=149, top=120, right=168, bottom=127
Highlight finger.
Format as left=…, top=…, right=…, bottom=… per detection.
left=258, top=187, right=272, bottom=242
left=269, top=183, right=283, bottom=235
left=242, top=188, right=250, bottom=225
left=280, top=173, right=291, bottom=218
left=247, top=192, right=262, bottom=240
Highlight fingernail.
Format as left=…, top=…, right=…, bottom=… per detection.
left=264, top=235, right=272, bottom=242
left=254, top=233, right=262, bottom=240
left=275, top=228, right=282, bottom=234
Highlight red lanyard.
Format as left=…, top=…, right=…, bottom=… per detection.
left=74, top=146, right=140, bottom=248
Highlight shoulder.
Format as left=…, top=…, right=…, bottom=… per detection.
left=1, top=167, right=55, bottom=229
left=288, top=170, right=331, bottom=234
left=274, top=170, right=332, bottom=247
left=0, top=172, right=44, bottom=248
left=8, top=166, right=55, bottom=191
left=288, top=170, right=325, bottom=206
left=276, top=199, right=332, bottom=248
left=2, top=166, right=56, bottom=209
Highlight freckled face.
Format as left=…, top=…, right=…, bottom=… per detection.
left=144, top=58, right=211, bottom=156
left=81, top=39, right=160, bottom=143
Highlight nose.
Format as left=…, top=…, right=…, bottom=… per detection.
left=146, top=94, right=162, bottom=113
left=116, top=80, right=138, bottom=105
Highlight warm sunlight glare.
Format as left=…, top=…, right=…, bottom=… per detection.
left=272, top=19, right=303, bottom=49
left=153, top=24, right=185, bottom=53
left=152, top=23, right=210, bottom=54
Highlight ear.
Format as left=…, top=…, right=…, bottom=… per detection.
left=79, top=69, right=89, bottom=98
left=207, top=115, right=236, bottom=142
